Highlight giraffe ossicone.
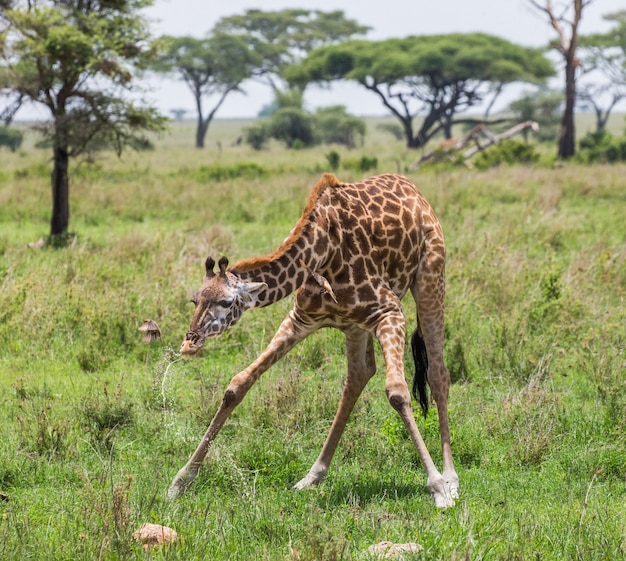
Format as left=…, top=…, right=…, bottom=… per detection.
left=170, top=173, right=459, bottom=508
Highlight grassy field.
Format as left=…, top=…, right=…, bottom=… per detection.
left=0, top=118, right=624, bottom=560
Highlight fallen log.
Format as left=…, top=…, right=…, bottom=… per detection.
left=410, top=121, right=539, bottom=169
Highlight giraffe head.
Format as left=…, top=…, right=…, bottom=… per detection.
left=180, top=256, right=267, bottom=355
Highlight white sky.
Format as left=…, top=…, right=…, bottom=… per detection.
left=14, top=0, right=625, bottom=120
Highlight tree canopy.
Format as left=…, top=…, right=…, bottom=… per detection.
left=214, top=9, right=369, bottom=94
left=152, top=33, right=259, bottom=148
left=289, top=33, right=554, bottom=148
left=0, top=0, right=165, bottom=238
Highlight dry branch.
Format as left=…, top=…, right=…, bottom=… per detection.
left=410, top=121, right=539, bottom=169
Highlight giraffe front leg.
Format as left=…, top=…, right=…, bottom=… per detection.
left=293, top=329, right=376, bottom=490
left=388, top=390, right=454, bottom=508
left=168, top=310, right=313, bottom=499
left=167, top=367, right=255, bottom=499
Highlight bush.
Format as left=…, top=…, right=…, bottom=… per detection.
left=268, top=107, right=315, bottom=148
left=314, top=105, right=366, bottom=148
left=472, top=139, right=539, bottom=170
left=325, top=150, right=341, bottom=171
left=194, top=162, right=269, bottom=182
left=245, top=104, right=366, bottom=150
left=0, top=126, right=24, bottom=152
left=245, top=123, right=269, bottom=150
left=342, top=155, right=378, bottom=173
left=577, top=130, right=626, bottom=163
left=376, top=121, right=404, bottom=140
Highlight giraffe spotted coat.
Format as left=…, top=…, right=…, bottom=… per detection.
left=174, top=173, right=458, bottom=508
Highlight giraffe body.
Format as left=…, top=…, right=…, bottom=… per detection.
left=172, top=173, right=458, bottom=508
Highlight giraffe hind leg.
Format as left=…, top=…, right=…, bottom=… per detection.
left=412, top=263, right=459, bottom=500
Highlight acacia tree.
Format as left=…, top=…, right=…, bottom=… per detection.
left=290, top=34, right=554, bottom=149
left=0, top=0, right=164, bottom=240
left=214, top=9, right=369, bottom=98
left=152, top=33, right=259, bottom=148
left=578, top=10, right=626, bottom=132
left=530, top=0, right=594, bottom=158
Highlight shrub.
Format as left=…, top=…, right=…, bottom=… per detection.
left=376, top=121, right=404, bottom=140
left=342, top=155, right=378, bottom=173
left=193, top=162, right=268, bottom=182
left=0, top=126, right=24, bottom=152
left=245, top=123, right=269, bottom=150
left=314, top=105, right=366, bottom=148
left=472, top=139, right=539, bottom=170
left=268, top=107, right=315, bottom=148
left=325, top=150, right=341, bottom=171
left=577, top=130, right=626, bottom=163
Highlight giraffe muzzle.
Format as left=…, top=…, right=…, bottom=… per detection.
left=180, top=339, right=202, bottom=355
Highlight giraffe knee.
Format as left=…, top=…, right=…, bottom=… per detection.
left=222, top=384, right=247, bottom=409
left=222, top=389, right=238, bottom=408
left=387, top=389, right=411, bottom=413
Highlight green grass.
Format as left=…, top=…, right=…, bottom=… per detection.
left=0, top=119, right=624, bottom=560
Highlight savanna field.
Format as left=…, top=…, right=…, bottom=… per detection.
left=0, top=118, right=624, bottom=560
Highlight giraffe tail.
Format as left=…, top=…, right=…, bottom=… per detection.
left=411, top=330, right=429, bottom=417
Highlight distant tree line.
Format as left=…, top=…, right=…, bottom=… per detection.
left=1, top=1, right=626, bottom=241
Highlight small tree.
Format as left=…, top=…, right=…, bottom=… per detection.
left=0, top=1, right=165, bottom=240
left=530, top=0, right=595, bottom=159
left=0, top=125, right=23, bottom=151
left=314, top=105, right=366, bottom=148
left=151, top=33, right=259, bottom=148
left=269, top=107, right=315, bottom=149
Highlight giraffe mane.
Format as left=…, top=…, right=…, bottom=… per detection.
left=231, top=173, right=341, bottom=273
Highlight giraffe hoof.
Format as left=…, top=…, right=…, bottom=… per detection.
left=293, top=475, right=319, bottom=490
left=293, top=468, right=327, bottom=490
left=428, top=474, right=455, bottom=508
left=444, top=470, right=460, bottom=500
left=166, top=483, right=183, bottom=500
left=167, top=466, right=197, bottom=499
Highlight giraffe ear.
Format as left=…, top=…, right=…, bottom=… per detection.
left=205, top=257, right=216, bottom=278
left=218, top=256, right=229, bottom=276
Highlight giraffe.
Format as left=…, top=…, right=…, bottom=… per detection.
left=169, top=172, right=459, bottom=508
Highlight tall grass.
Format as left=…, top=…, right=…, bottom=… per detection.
left=0, top=119, right=624, bottom=560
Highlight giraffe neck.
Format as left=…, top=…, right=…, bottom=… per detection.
left=230, top=222, right=327, bottom=308
left=230, top=172, right=341, bottom=308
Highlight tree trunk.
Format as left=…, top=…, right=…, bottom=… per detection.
left=50, top=145, right=70, bottom=236
left=195, top=116, right=207, bottom=149
left=595, top=108, right=605, bottom=133
left=442, top=117, right=453, bottom=140
left=559, top=59, right=577, bottom=159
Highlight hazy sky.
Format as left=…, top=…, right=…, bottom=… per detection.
left=16, top=0, right=624, bottom=120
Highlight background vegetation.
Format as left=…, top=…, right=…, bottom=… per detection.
left=0, top=118, right=624, bottom=560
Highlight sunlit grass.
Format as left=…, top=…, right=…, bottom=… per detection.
left=0, top=119, right=624, bottom=560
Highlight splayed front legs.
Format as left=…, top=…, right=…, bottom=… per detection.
left=167, top=311, right=312, bottom=499
left=168, top=307, right=457, bottom=508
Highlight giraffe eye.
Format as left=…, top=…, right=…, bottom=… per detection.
left=190, top=297, right=198, bottom=306
left=216, top=299, right=233, bottom=308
